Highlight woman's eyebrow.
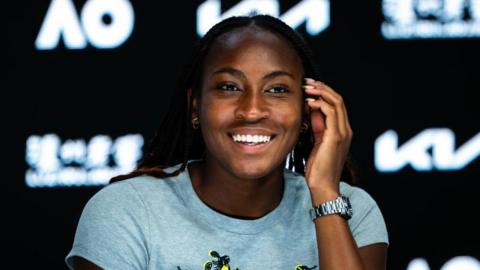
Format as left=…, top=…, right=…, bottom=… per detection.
left=211, top=68, right=295, bottom=81
left=211, top=67, right=246, bottom=80
left=263, top=70, right=295, bottom=80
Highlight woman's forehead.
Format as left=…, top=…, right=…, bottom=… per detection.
left=204, top=27, right=303, bottom=71
left=212, top=26, right=291, bottom=50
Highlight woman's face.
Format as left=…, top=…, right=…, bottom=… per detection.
left=195, top=27, right=304, bottom=179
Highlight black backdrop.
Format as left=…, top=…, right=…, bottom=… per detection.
left=8, top=0, right=480, bottom=269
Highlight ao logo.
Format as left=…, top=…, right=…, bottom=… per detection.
left=375, top=128, right=480, bottom=172
left=35, top=0, right=134, bottom=50
left=197, top=0, right=330, bottom=36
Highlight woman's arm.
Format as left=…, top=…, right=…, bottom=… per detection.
left=303, top=78, right=387, bottom=269
left=359, top=243, right=388, bottom=270
left=73, top=256, right=102, bottom=270
left=65, top=182, right=149, bottom=270
left=311, top=190, right=387, bottom=270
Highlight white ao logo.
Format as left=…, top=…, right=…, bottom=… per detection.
left=35, top=0, right=135, bottom=50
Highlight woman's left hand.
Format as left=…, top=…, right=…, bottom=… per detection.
left=303, top=78, right=353, bottom=202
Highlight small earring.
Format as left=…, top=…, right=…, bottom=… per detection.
left=192, top=115, right=200, bottom=130
left=300, top=122, right=309, bottom=133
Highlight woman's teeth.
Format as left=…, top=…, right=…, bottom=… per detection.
left=232, top=134, right=271, bottom=144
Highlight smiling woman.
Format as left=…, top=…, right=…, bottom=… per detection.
left=65, top=15, right=389, bottom=270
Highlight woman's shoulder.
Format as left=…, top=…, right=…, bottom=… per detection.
left=339, top=182, right=376, bottom=203
left=338, top=182, right=384, bottom=219
left=340, top=182, right=389, bottom=245
left=88, top=166, right=188, bottom=209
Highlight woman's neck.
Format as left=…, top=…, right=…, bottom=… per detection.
left=188, top=158, right=285, bottom=219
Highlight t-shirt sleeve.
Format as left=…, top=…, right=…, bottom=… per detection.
left=342, top=183, right=389, bottom=248
left=65, top=181, right=150, bottom=270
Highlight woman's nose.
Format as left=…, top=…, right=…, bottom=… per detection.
left=234, top=91, right=269, bottom=121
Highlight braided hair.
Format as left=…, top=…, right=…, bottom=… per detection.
left=111, top=14, right=356, bottom=183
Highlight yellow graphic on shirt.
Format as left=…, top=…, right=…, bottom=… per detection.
left=176, top=249, right=317, bottom=270
left=204, top=250, right=239, bottom=270
left=295, top=264, right=317, bottom=270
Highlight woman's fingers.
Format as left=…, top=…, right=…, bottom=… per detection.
left=306, top=98, right=340, bottom=144
left=302, top=79, right=353, bottom=190
left=304, top=79, right=352, bottom=140
left=318, top=82, right=353, bottom=138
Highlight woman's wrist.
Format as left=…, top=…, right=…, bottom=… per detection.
left=309, top=185, right=341, bottom=205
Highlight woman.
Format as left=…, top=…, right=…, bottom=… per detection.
left=66, top=15, right=388, bottom=270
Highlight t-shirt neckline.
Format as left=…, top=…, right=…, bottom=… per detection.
left=176, top=159, right=296, bottom=235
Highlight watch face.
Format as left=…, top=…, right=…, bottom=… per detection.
left=346, top=208, right=353, bottom=219
left=340, top=195, right=353, bottom=220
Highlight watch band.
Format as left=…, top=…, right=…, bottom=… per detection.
left=309, top=195, right=353, bottom=221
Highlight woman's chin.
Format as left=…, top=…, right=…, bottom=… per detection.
left=229, top=161, right=276, bottom=180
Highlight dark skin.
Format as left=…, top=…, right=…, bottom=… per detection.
left=73, top=27, right=387, bottom=269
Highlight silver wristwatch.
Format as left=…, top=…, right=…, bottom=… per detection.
left=309, top=195, right=353, bottom=221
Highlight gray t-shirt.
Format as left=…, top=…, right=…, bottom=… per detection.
left=66, top=160, right=388, bottom=269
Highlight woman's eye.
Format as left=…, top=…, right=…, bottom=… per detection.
left=218, top=83, right=239, bottom=91
left=266, top=86, right=289, bottom=94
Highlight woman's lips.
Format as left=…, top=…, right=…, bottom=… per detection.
left=228, top=134, right=275, bottom=154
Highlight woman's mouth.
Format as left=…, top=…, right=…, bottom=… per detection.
left=228, top=133, right=276, bottom=153
left=232, top=134, right=271, bottom=144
